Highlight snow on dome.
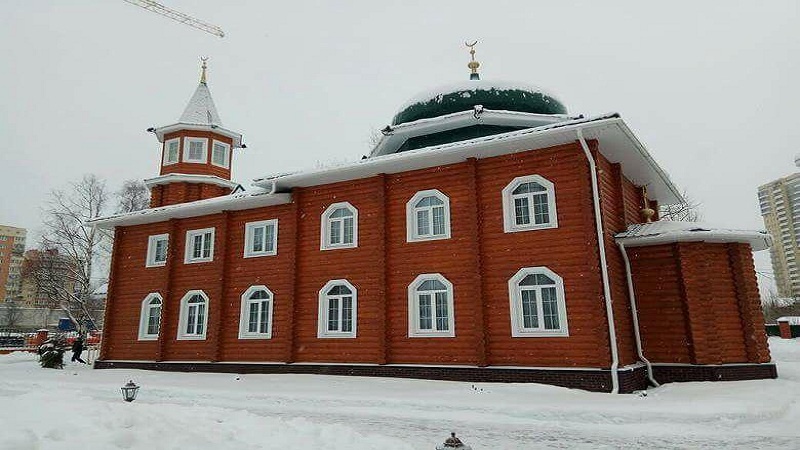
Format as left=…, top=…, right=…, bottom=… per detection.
left=397, top=80, right=562, bottom=112
left=392, top=79, right=568, bottom=125
left=179, top=82, right=222, bottom=126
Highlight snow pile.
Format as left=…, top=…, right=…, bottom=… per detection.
left=2, top=341, right=800, bottom=448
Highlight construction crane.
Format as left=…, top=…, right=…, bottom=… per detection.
left=122, top=0, right=225, bottom=38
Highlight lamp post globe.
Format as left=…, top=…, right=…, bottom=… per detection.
left=121, top=380, right=140, bottom=402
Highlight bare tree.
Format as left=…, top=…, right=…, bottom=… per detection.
left=28, top=174, right=111, bottom=330
left=660, top=190, right=701, bottom=222
left=116, top=179, right=150, bottom=213
left=0, top=300, right=23, bottom=330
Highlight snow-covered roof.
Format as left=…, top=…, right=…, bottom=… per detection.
left=180, top=82, right=222, bottom=126
left=152, top=82, right=243, bottom=148
left=144, top=173, right=240, bottom=190
left=88, top=190, right=291, bottom=229
left=257, top=113, right=683, bottom=205
left=777, top=316, right=800, bottom=325
left=396, top=79, right=563, bottom=113
left=615, top=221, right=772, bottom=251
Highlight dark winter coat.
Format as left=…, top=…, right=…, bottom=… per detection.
left=71, top=339, right=84, bottom=353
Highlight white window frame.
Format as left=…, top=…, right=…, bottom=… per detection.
left=508, top=267, right=569, bottom=337
left=145, top=233, right=169, bottom=267
left=211, top=140, right=231, bottom=169
left=238, top=285, right=274, bottom=339
left=320, top=202, right=358, bottom=250
left=137, top=293, right=163, bottom=341
left=182, top=137, right=208, bottom=163
left=501, top=175, right=558, bottom=233
left=406, top=189, right=451, bottom=242
left=407, top=273, right=455, bottom=338
left=184, top=227, right=215, bottom=264
left=243, top=219, right=278, bottom=258
left=163, top=138, right=180, bottom=165
left=317, top=279, right=357, bottom=338
left=177, top=290, right=209, bottom=340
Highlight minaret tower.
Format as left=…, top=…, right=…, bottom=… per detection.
left=146, top=58, right=243, bottom=207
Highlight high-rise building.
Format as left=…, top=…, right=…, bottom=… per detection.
left=758, top=158, right=800, bottom=298
left=0, top=225, right=27, bottom=302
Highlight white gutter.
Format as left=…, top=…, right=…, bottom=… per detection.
left=616, top=241, right=660, bottom=387
left=577, top=128, right=620, bottom=394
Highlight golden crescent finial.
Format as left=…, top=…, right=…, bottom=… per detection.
left=465, top=41, right=480, bottom=79
left=200, top=56, right=209, bottom=84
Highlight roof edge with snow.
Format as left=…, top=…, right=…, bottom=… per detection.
left=615, top=221, right=772, bottom=251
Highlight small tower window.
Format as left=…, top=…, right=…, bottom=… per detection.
left=211, top=140, right=231, bottom=168
left=183, top=137, right=208, bottom=163
left=163, top=138, right=180, bottom=165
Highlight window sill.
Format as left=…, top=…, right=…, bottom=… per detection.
left=511, top=329, right=569, bottom=338
left=176, top=335, right=207, bottom=341
left=317, top=333, right=357, bottom=339
left=137, top=335, right=159, bottom=341
left=238, top=334, right=273, bottom=340
left=145, top=261, right=167, bottom=268
left=503, top=222, right=558, bottom=234
left=184, top=258, right=213, bottom=264
left=243, top=251, right=277, bottom=259
left=407, top=234, right=451, bottom=243
left=408, top=331, right=455, bottom=338
left=320, top=244, right=357, bottom=251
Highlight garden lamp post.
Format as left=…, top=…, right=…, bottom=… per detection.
left=121, top=380, right=140, bottom=402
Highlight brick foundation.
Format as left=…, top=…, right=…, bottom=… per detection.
left=652, top=362, right=778, bottom=383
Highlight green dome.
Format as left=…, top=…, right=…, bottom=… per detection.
left=392, top=80, right=567, bottom=126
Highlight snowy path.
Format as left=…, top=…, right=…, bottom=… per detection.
left=2, top=338, right=800, bottom=449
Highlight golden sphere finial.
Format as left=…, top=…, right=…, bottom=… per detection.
left=465, top=40, right=480, bottom=80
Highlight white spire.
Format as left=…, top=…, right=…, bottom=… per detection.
left=179, top=82, right=222, bottom=126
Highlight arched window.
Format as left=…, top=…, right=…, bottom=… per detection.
left=321, top=202, right=358, bottom=250
left=407, top=274, right=455, bottom=337
left=177, top=290, right=209, bottom=340
left=238, top=285, right=274, bottom=339
left=318, top=280, right=357, bottom=338
left=502, top=175, right=558, bottom=232
left=508, top=267, right=568, bottom=337
left=138, top=293, right=162, bottom=340
left=406, top=189, right=451, bottom=242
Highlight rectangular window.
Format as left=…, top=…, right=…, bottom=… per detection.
left=541, top=287, right=559, bottom=330
left=330, top=221, right=342, bottom=245
left=432, top=207, right=446, bottom=236
left=183, top=138, right=208, bottom=163
left=532, top=193, right=550, bottom=224
left=244, top=220, right=278, bottom=257
left=416, top=210, right=429, bottom=236
left=146, top=234, right=169, bottom=267
left=184, top=228, right=215, bottom=263
left=211, top=140, right=230, bottom=168
left=327, top=298, right=339, bottom=331
left=435, top=292, right=449, bottom=331
left=341, top=297, right=353, bottom=333
left=521, top=289, right=539, bottom=329
left=163, top=138, right=180, bottom=165
left=418, top=294, right=432, bottom=330
left=514, top=197, right=531, bottom=225
left=147, top=308, right=161, bottom=335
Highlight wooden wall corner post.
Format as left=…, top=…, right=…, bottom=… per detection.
left=99, top=226, right=123, bottom=361
left=676, top=243, right=720, bottom=365
left=377, top=174, right=389, bottom=365
left=287, top=188, right=302, bottom=363
left=467, top=157, right=488, bottom=366
left=727, top=243, right=771, bottom=362
left=211, top=211, right=231, bottom=362
left=156, top=218, right=179, bottom=362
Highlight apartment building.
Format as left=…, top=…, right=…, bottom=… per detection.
left=758, top=157, right=800, bottom=298
left=0, top=225, right=27, bottom=302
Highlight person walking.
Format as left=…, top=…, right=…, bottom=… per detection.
left=71, top=336, right=86, bottom=364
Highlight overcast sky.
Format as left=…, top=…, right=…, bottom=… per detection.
left=1, top=1, right=797, bottom=291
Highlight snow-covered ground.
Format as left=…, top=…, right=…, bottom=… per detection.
left=2, top=338, right=800, bottom=449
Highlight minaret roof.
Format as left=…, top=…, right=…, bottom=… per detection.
left=178, top=82, right=223, bottom=127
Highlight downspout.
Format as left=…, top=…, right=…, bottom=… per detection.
left=576, top=129, right=620, bottom=394
left=617, top=241, right=660, bottom=387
